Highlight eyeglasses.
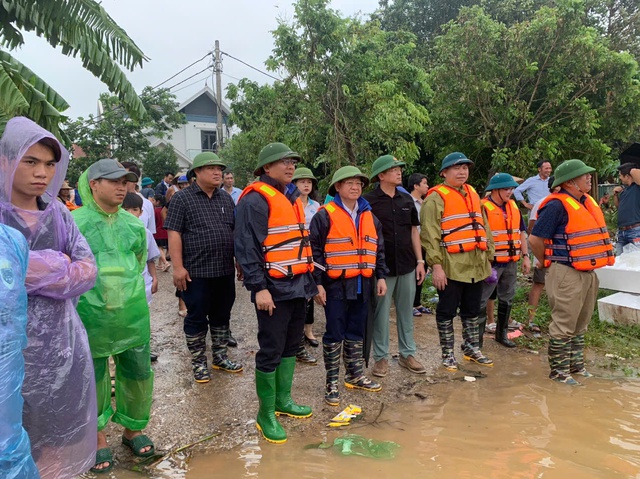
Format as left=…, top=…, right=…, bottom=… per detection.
left=281, top=158, right=299, bottom=166
left=343, top=180, right=364, bottom=188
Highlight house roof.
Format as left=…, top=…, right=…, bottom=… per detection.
left=149, top=138, right=193, bottom=166
left=178, top=85, right=231, bottom=116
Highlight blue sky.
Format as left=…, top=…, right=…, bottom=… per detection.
left=12, top=0, right=379, bottom=119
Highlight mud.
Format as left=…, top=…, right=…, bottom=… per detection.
left=94, top=272, right=639, bottom=478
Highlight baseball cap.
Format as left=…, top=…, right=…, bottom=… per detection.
left=87, top=159, right=138, bottom=182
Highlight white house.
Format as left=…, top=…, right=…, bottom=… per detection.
left=148, top=85, right=231, bottom=170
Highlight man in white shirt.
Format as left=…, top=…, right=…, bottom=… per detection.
left=514, top=160, right=553, bottom=210
left=122, top=162, right=156, bottom=234
left=223, top=171, right=242, bottom=204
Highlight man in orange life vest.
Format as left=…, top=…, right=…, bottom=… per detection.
left=530, top=159, right=614, bottom=385
left=420, top=152, right=495, bottom=371
left=235, top=143, right=317, bottom=443
left=478, top=173, right=531, bottom=348
left=309, top=166, right=388, bottom=407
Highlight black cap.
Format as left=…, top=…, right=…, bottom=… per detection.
left=620, top=142, right=640, bottom=166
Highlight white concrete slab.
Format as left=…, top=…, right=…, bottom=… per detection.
left=597, top=292, right=640, bottom=326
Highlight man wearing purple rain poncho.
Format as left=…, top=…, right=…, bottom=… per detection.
left=0, top=117, right=98, bottom=478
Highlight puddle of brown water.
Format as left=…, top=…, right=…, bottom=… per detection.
left=109, top=354, right=640, bottom=479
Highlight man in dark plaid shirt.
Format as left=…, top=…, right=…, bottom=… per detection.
left=165, top=152, right=243, bottom=383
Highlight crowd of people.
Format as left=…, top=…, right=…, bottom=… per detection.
left=1, top=114, right=636, bottom=476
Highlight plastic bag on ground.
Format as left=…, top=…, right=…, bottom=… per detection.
left=332, top=434, right=400, bottom=459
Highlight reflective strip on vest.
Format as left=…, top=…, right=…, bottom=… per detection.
left=540, top=193, right=614, bottom=271
left=321, top=202, right=378, bottom=279
left=238, top=182, right=314, bottom=278
left=428, top=184, right=488, bottom=254
left=481, top=198, right=521, bottom=263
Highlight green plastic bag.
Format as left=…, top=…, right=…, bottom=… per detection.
left=330, top=434, right=400, bottom=459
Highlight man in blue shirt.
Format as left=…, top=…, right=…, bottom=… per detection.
left=514, top=160, right=553, bottom=210
left=613, top=163, right=640, bottom=255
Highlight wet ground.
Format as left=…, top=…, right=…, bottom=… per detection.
left=87, top=272, right=640, bottom=478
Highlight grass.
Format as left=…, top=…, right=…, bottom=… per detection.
left=420, top=271, right=640, bottom=376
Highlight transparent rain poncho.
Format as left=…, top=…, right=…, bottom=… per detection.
left=72, top=162, right=149, bottom=357
left=0, top=117, right=98, bottom=478
left=0, top=224, right=39, bottom=478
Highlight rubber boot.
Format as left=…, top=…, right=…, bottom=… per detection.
left=478, top=316, right=486, bottom=349
left=323, top=341, right=341, bottom=406
left=255, top=369, right=287, bottom=444
left=461, top=317, right=494, bottom=367
left=274, top=357, right=312, bottom=418
left=548, top=337, right=579, bottom=385
left=569, top=335, right=593, bottom=378
left=343, top=339, right=381, bottom=392
left=436, top=317, right=456, bottom=369
left=210, top=326, right=243, bottom=373
left=495, top=302, right=516, bottom=348
left=227, top=330, right=238, bottom=348
left=185, top=332, right=210, bottom=383
left=295, top=336, right=317, bottom=364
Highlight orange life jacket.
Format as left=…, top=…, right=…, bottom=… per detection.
left=239, top=182, right=314, bottom=278
left=321, top=201, right=378, bottom=279
left=428, top=184, right=488, bottom=254
left=481, top=198, right=521, bottom=262
left=539, top=193, right=614, bottom=271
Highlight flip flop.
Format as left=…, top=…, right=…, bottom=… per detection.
left=90, top=447, right=113, bottom=474
left=122, top=434, right=155, bottom=458
left=529, top=323, right=542, bottom=333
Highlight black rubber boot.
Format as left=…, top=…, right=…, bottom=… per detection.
left=495, top=302, right=516, bottom=348
left=323, top=341, right=342, bottom=406
left=295, top=336, right=317, bottom=364
left=185, top=332, right=209, bottom=383
left=210, top=326, right=243, bottom=373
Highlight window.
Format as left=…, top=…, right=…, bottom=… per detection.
left=201, top=130, right=216, bottom=151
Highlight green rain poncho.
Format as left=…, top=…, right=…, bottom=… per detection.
left=72, top=169, right=149, bottom=358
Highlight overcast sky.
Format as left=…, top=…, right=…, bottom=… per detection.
left=11, top=0, right=379, bottom=119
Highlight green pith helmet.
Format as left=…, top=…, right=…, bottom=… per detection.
left=551, top=159, right=595, bottom=188
left=254, top=142, right=301, bottom=176
left=141, top=177, right=154, bottom=187
left=439, top=152, right=473, bottom=173
left=188, top=152, right=226, bottom=176
left=370, top=154, right=406, bottom=180
left=485, top=172, right=520, bottom=191
left=292, top=166, right=317, bottom=183
left=328, top=165, right=369, bottom=195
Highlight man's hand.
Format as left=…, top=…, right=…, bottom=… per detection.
left=522, top=201, right=533, bottom=210
left=432, top=264, right=448, bottom=291
left=314, top=285, right=327, bottom=306
left=256, top=289, right=276, bottom=316
left=521, top=255, right=531, bottom=275
left=416, top=262, right=426, bottom=285
left=235, top=261, right=244, bottom=281
left=173, top=266, right=191, bottom=292
left=613, top=186, right=624, bottom=195
left=376, top=278, right=387, bottom=296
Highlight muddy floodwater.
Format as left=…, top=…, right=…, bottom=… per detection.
left=108, top=353, right=640, bottom=479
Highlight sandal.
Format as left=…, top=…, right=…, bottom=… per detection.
left=122, top=434, right=155, bottom=458
left=90, top=447, right=113, bottom=474
left=529, top=323, right=541, bottom=334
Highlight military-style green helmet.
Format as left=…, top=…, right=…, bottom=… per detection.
left=254, top=142, right=301, bottom=176
left=328, top=166, right=369, bottom=195
left=292, top=166, right=317, bottom=182
left=370, top=154, right=406, bottom=180
left=551, top=159, right=595, bottom=188
left=188, top=152, right=226, bottom=177
left=485, top=173, right=519, bottom=191
left=439, top=152, right=473, bottom=173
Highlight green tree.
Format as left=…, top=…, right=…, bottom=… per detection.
left=426, top=1, right=640, bottom=186
left=226, top=0, right=430, bottom=183
left=66, top=87, right=185, bottom=183
left=143, top=144, right=179, bottom=186
left=0, top=0, right=148, bottom=138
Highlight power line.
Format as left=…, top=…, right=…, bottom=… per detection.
left=171, top=75, right=211, bottom=93
left=220, top=51, right=281, bottom=82
left=151, top=52, right=211, bottom=90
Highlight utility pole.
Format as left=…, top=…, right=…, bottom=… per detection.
left=214, top=40, right=223, bottom=153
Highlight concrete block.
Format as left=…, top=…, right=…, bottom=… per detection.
left=595, top=266, right=640, bottom=294
left=597, top=292, right=640, bottom=326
